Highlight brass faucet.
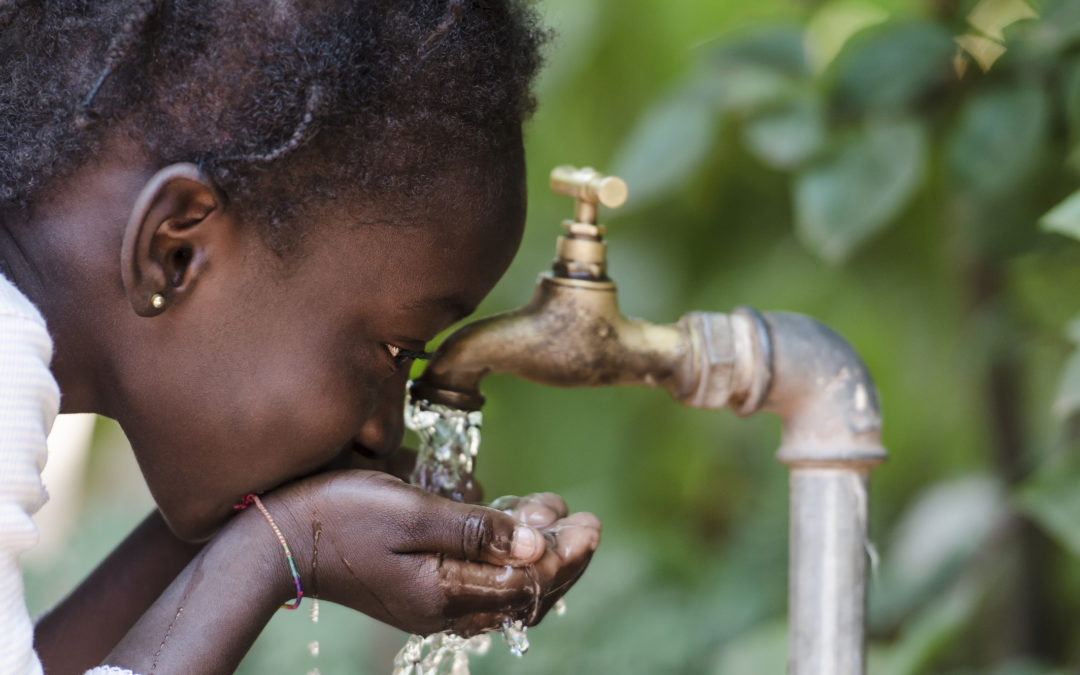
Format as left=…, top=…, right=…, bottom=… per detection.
left=411, top=165, right=714, bottom=411
left=411, top=165, right=887, bottom=675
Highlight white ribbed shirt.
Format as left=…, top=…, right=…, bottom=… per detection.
left=0, top=273, right=135, bottom=675
left=0, top=271, right=58, bottom=675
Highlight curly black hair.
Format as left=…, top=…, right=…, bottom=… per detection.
left=0, top=0, right=548, bottom=253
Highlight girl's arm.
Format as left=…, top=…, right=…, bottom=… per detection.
left=34, top=512, right=203, bottom=675
left=101, top=505, right=284, bottom=675
left=102, top=470, right=599, bottom=674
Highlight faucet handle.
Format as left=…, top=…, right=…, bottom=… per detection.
left=549, top=165, right=627, bottom=226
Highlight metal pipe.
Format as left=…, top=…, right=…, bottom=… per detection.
left=788, top=467, right=872, bottom=675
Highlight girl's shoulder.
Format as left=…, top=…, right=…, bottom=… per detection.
left=0, top=272, right=47, bottom=328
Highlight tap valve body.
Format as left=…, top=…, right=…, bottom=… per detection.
left=548, top=165, right=627, bottom=280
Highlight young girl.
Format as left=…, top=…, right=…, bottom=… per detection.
left=0, top=1, right=601, bottom=673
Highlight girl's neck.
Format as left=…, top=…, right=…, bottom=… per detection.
left=0, top=155, right=152, bottom=416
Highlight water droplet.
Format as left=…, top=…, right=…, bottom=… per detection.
left=501, top=619, right=529, bottom=657
left=450, top=650, right=470, bottom=675
left=465, top=634, right=491, bottom=656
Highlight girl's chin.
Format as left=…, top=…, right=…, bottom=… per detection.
left=160, top=500, right=232, bottom=543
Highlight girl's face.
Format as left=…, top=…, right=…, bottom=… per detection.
left=116, top=161, right=526, bottom=541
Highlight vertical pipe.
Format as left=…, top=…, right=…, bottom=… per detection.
left=787, top=467, right=870, bottom=675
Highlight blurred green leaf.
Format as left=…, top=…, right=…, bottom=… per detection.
left=828, top=20, right=954, bottom=114
left=955, top=32, right=1008, bottom=73
left=697, top=62, right=795, bottom=116
left=947, top=87, right=1048, bottom=196
left=871, top=477, right=1005, bottom=629
left=871, top=560, right=1003, bottom=675
left=794, top=116, right=926, bottom=262
left=1050, top=348, right=1080, bottom=419
left=1017, top=450, right=1080, bottom=555
left=966, top=0, right=1037, bottom=42
left=1032, top=0, right=1080, bottom=53
left=1039, top=188, right=1080, bottom=241
left=707, top=24, right=808, bottom=77
left=1064, top=59, right=1080, bottom=161
left=696, top=26, right=807, bottom=116
left=804, top=0, right=890, bottom=74
left=741, top=94, right=827, bottom=169
left=611, top=94, right=719, bottom=208
left=1065, top=314, right=1080, bottom=344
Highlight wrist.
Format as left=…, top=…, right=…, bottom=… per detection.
left=228, top=500, right=301, bottom=609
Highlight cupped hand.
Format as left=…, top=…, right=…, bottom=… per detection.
left=264, top=471, right=599, bottom=636
left=489, top=492, right=602, bottom=623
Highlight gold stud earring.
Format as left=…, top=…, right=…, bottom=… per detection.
left=150, top=293, right=166, bottom=310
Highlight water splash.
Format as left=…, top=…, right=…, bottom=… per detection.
left=392, top=633, right=492, bottom=675
left=395, top=394, right=557, bottom=675
left=406, top=397, right=482, bottom=501
left=501, top=619, right=529, bottom=657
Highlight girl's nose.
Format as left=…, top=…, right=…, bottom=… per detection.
left=353, top=377, right=407, bottom=459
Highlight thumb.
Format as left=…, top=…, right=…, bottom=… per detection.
left=401, top=496, right=546, bottom=566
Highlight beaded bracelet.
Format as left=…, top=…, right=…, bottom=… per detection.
left=235, top=493, right=304, bottom=610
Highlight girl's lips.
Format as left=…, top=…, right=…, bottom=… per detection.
left=350, top=437, right=397, bottom=460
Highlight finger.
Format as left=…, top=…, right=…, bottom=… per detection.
left=446, top=612, right=509, bottom=638
left=435, top=559, right=536, bottom=618
left=543, top=512, right=602, bottom=559
left=528, top=493, right=569, bottom=519
left=523, top=513, right=602, bottom=626
left=402, top=496, right=546, bottom=566
left=488, top=493, right=568, bottom=529
left=411, top=554, right=538, bottom=632
left=512, top=493, right=568, bottom=528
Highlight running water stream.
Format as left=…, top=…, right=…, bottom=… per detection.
left=392, top=395, right=547, bottom=675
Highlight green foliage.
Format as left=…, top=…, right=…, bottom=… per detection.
left=610, top=92, right=719, bottom=210
left=947, top=87, right=1049, bottom=197
left=795, top=116, right=927, bottom=262
left=1040, top=190, right=1080, bottom=241
left=1017, top=450, right=1080, bottom=558
left=741, top=93, right=827, bottom=170
left=828, top=20, right=954, bottom=114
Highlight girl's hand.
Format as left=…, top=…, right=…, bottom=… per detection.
left=266, top=471, right=600, bottom=636
left=489, top=492, right=602, bottom=624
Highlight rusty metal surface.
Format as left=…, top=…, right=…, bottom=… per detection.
left=411, top=274, right=692, bottom=410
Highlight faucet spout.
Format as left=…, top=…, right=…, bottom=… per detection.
left=410, top=274, right=693, bottom=410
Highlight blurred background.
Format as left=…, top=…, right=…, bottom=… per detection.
left=24, top=0, right=1080, bottom=672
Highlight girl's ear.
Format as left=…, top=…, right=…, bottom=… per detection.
left=121, top=163, right=226, bottom=317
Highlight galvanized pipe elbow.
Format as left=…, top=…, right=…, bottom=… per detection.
left=679, top=309, right=885, bottom=467
left=755, top=311, right=885, bottom=468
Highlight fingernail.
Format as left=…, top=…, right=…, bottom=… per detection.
left=512, top=526, right=543, bottom=560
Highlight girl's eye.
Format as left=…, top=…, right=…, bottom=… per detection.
left=383, top=343, right=433, bottom=365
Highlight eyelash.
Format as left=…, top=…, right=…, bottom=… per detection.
left=384, top=343, right=433, bottom=365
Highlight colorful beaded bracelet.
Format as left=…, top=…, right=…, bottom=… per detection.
left=235, top=493, right=304, bottom=610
